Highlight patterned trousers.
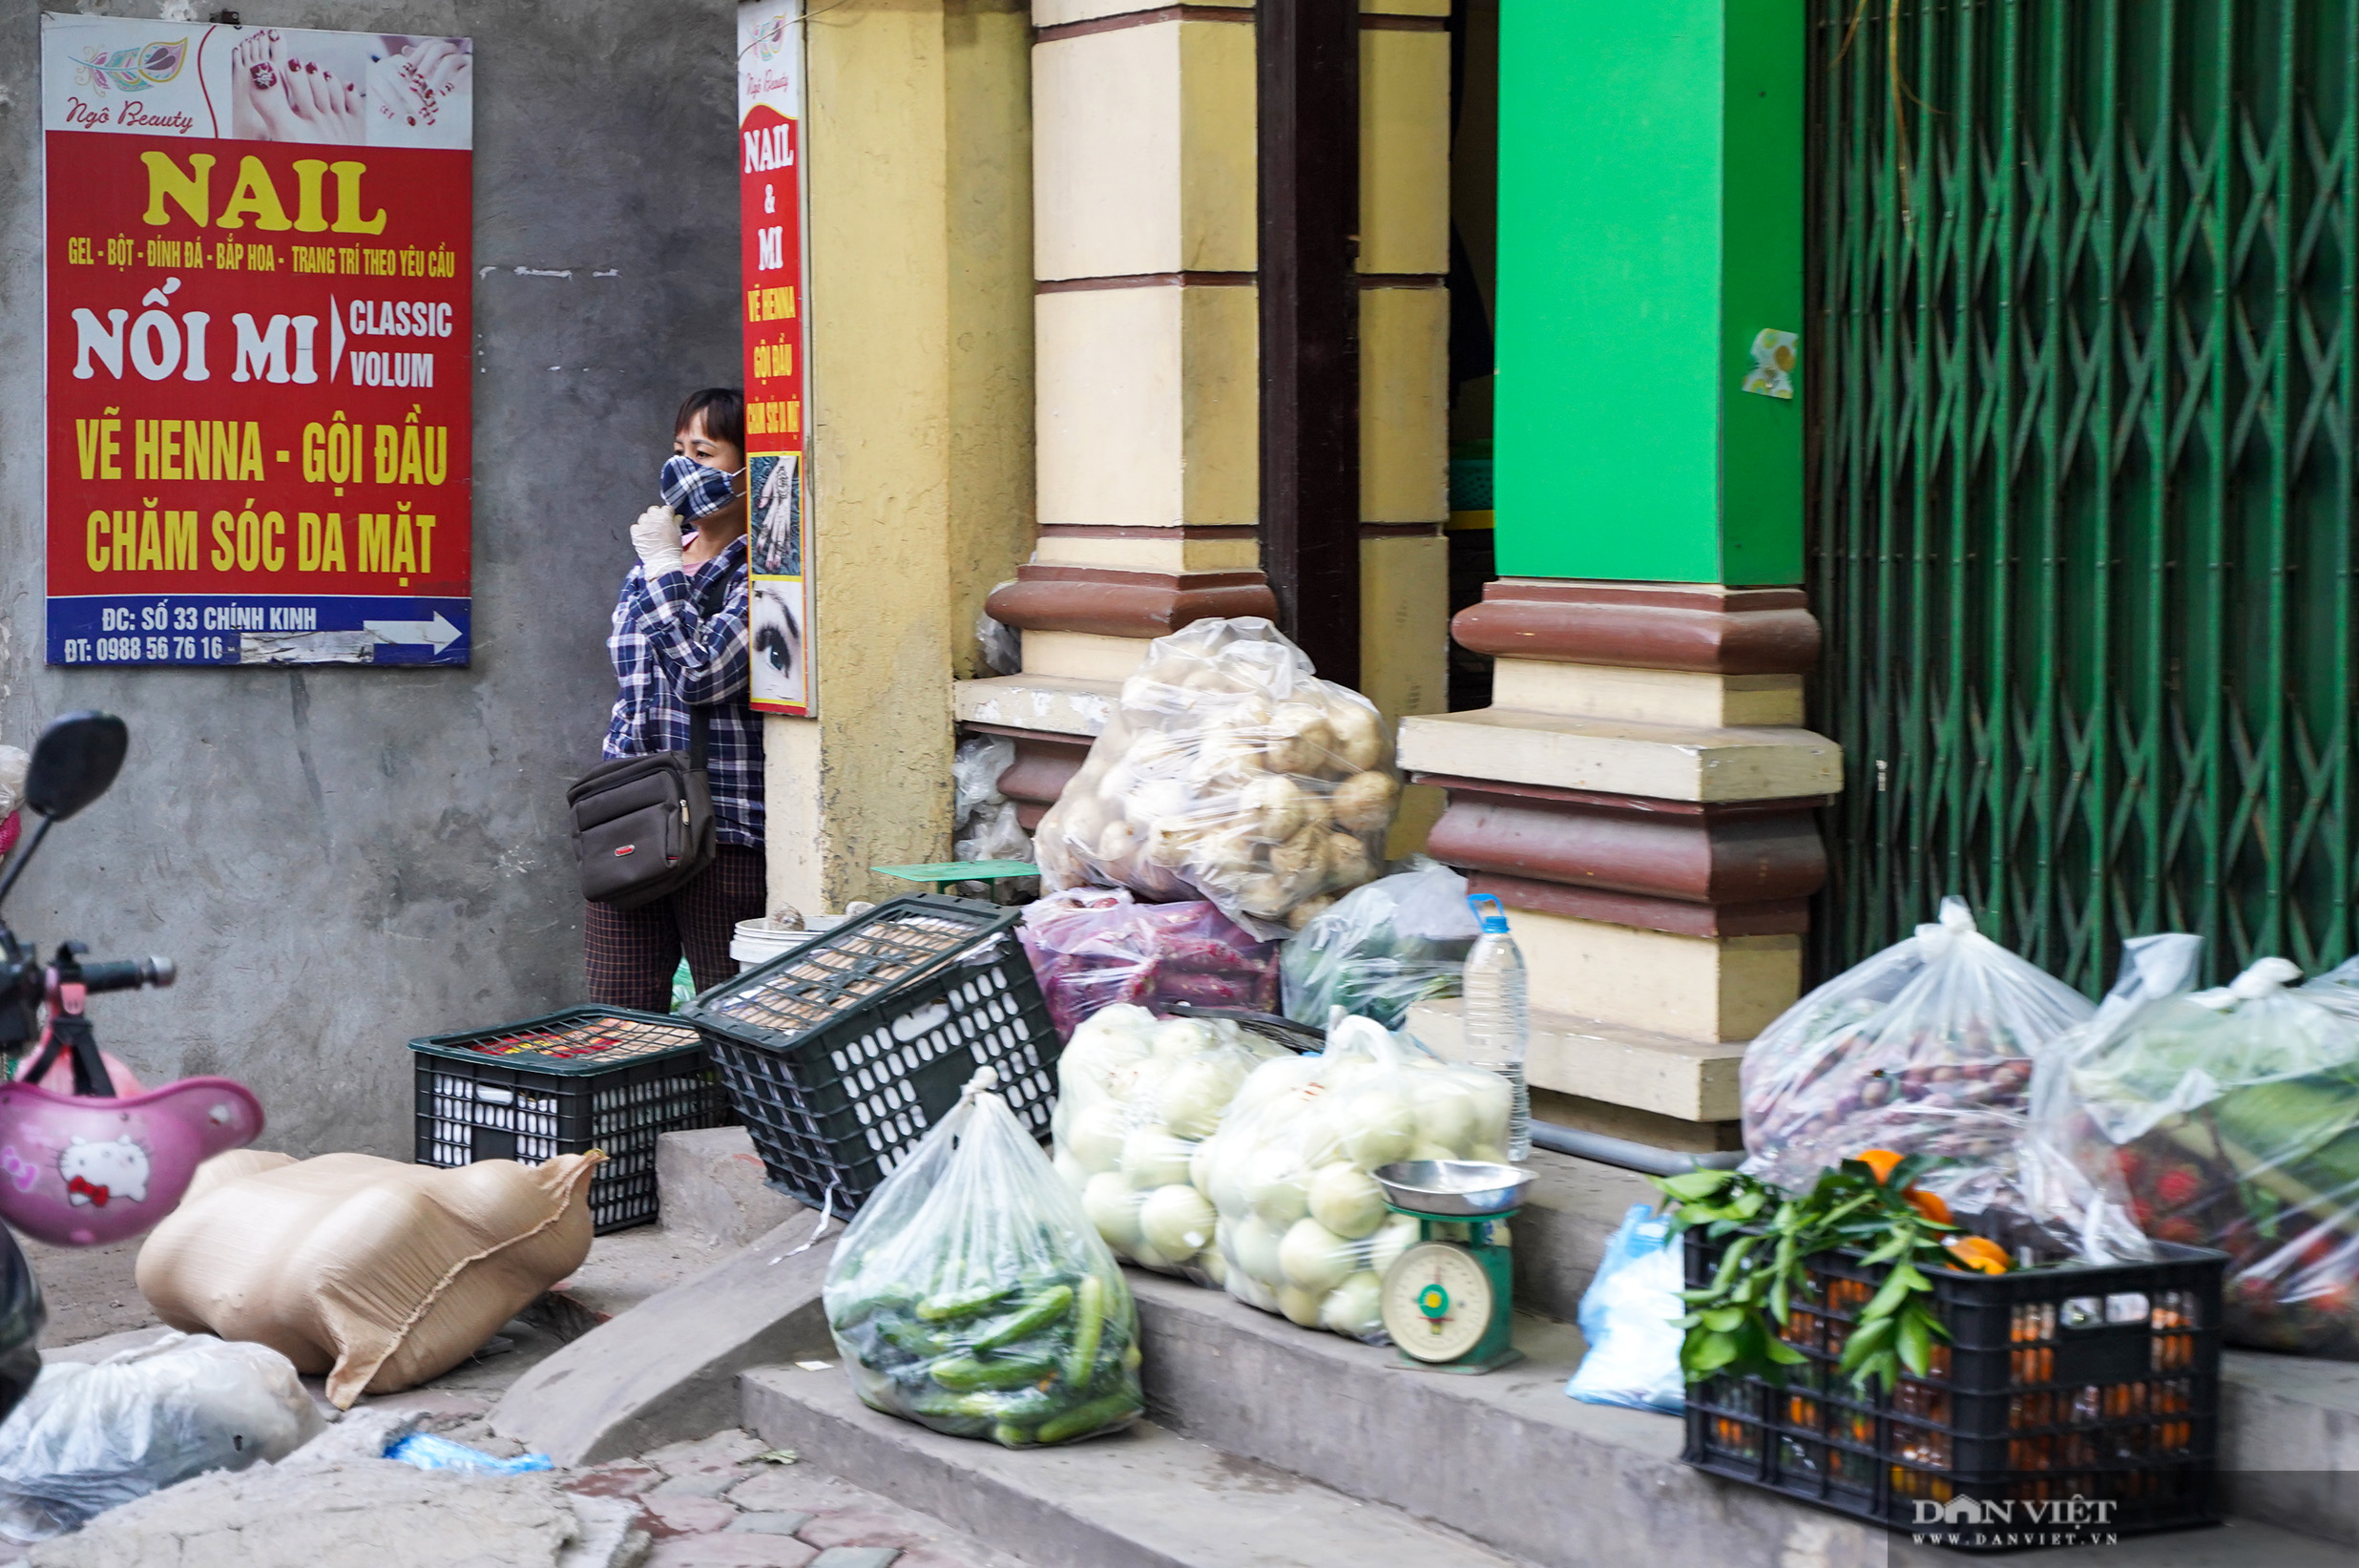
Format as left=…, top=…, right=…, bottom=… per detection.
left=582, top=844, right=768, bottom=1011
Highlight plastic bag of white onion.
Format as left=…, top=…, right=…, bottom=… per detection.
left=1050, top=1005, right=1290, bottom=1283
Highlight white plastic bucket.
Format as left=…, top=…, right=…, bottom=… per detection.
left=731, top=913, right=845, bottom=972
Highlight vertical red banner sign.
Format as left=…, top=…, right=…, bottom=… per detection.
left=42, top=15, right=473, bottom=667
left=738, top=1, right=813, bottom=715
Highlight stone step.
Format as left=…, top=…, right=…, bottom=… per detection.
left=1409, top=995, right=1746, bottom=1126
left=951, top=674, right=1117, bottom=739
left=1501, top=1145, right=1660, bottom=1324
left=1395, top=707, right=1842, bottom=804
left=2222, top=1348, right=2359, bottom=1548
left=530, top=1123, right=2359, bottom=1558
left=746, top=1280, right=2348, bottom=1568
left=1129, top=1268, right=1862, bottom=1568
left=1125, top=1270, right=2357, bottom=1566
left=1530, top=1087, right=1743, bottom=1155
left=656, top=1124, right=809, bottom=1249
left=741, top=1362, right=1526, bottom=1568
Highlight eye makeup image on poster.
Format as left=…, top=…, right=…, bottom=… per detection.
left=750, top=578, right=805, bottom=711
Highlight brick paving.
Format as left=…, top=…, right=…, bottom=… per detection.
left=564, top=1430, right=1031, bottom=1568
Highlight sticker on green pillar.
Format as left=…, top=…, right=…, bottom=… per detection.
left=1743, top=329, right=1799, bottom=401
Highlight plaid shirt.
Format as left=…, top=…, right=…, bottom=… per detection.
left=604, top=534, right=764, bottom=848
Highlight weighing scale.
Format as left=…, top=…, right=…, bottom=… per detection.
left=1373, top=1160, right=1533, bottom=1375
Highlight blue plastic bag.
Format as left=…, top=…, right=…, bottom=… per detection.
left=1565, top=1203, right=1685, bottom=1414
left=384, top=1432, right=553, bottom=1474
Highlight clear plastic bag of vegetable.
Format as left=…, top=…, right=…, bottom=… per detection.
left=1019, top=888, right=1278, bottom=1038
left=2028, top=943, right=2359, bottom=1357
left=1196, top=1014, right=1512, bottom=1341
left=2017, top=933, right=2198, bottom=1265
left=824, top=1071, right=1144, bottom=1447
left=1281, top=858, right=1477, bottom=1031
left=1050, top=1004, right=1288, bottom=1281
left=1032, top=617, right=1399, bottom=937
left=1740, top=896, right=2094, bottom=1216
left=1564, top=1204, right=1684, bottom=1414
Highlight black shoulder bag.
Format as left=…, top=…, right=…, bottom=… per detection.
left=568, top=573, right=730, bottom=909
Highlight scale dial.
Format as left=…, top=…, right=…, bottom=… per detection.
left=1382, top=1241, right=1495, bottom=1363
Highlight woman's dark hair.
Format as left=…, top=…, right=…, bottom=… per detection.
left=674, top=387, right=745, bottom=453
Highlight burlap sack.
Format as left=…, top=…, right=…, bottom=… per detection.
left=135, top=1150, right=603, bottom=1408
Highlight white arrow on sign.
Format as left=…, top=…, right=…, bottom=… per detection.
left=361, top=612, right=464, bottom=652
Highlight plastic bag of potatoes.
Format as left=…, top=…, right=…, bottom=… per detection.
left=1051, top=1004, right=1290, bottom=1282
left=1032, top=617, right=1399, bottom=938
left=1196, top=1016, right=1513, bottom=1342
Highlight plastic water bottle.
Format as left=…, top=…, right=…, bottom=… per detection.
left=1461, top=894, right=1531, bottom=1162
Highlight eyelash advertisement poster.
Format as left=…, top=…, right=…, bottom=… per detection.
left=739, top=0, right=812, bottom=716
left=41, top=13, right=474, bottom=668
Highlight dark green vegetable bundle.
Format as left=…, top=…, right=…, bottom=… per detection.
left=824, top=1077, right=1144, bottom=1447
left=1279, top=859, right=1476, bottom=1031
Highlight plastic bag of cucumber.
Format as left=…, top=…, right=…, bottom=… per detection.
left=825, top=1069, right=1145, bottom=1448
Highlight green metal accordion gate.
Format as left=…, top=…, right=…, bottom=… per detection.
left=1808, top=0, right=2359, bottom=992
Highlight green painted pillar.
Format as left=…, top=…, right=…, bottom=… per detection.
left=1493, top=0, right=1804, bottom=586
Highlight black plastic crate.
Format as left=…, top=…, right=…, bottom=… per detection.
left=1682, top=1226, right=2225, bottom=1551
left=411, top=1007, right=736, bottom=1234
left=683, top=894, right=1059, bottom=1216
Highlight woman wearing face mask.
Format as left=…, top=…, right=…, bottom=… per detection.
left=584, top=387, right=766, bottom=1008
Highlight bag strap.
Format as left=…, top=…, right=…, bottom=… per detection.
left=681, top=561, right=734, bottom=777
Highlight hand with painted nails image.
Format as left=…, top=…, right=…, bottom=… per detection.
left=375, top=36, right=471, bottom=132
left=230, top=29, right=364, bottom=144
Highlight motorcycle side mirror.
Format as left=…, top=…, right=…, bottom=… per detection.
left=0, top=713, right=128, bottom=918
left=22, top=713, right=127, bottom=824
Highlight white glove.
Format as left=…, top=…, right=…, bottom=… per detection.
left=630, top=505, right=686, bottom=576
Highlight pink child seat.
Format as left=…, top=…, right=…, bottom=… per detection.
left=0, top=1011, right=261, bottom=1247
left=0, top=1076, right=262, bottom=1246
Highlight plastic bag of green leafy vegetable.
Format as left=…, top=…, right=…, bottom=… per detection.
left=1281, top=858, right=1478, bottom=1031
left=2027, top=944, right=2359, bottom=1358
left=824, top=1068, right=1144, bottom=1448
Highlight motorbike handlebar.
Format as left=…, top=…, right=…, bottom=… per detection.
left=73, top=957, right=175, bottom=994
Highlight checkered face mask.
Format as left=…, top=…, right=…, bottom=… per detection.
left=658, top=455, right=742, bottom=521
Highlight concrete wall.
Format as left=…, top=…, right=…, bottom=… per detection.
left=0, top=0, right=743, bottom=1156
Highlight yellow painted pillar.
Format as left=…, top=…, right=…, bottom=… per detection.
left=1023, top=0, right=1266, bottom=677
left=768, top=0, right=1035, bottom=914
left=946, top=0, right=1461, bottom=848
left=1359, top=0, right=1452, bottom=853
left=950, top=0, right=1273, bottom=813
